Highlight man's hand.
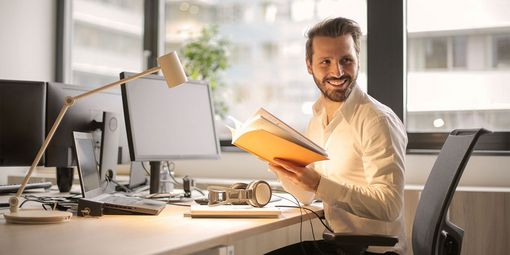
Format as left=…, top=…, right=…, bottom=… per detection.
left=268, top=158, right=321, bottom=192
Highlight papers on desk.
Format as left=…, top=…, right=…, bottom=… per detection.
left=188, top=205, right=282, bottom=218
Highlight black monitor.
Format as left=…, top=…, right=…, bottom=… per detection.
left=0, top=79, right=46, bottom=166
left=45, top=82, right=130, bottom=171
left=120, top=72, right=220, bottom=193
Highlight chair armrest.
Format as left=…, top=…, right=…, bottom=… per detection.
left=323, top=231, right=399, bottom=247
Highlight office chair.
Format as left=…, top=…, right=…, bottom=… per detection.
left=322, top=128, right=490, bottom=255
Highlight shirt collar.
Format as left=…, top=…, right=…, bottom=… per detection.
left=312, top=83, right=363, bottom=124
left=339, top=84, right=362, bottom=123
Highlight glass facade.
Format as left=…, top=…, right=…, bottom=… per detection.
left=407, top=0, right=510, bottom=132
left=71, top=0, right=144, bottom=87
left=164, top=0, right=367, bottom=139
left=66, top=0, right=510, bottom=140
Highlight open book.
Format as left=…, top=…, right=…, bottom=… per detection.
left=227, top=108, right=328, bottom=166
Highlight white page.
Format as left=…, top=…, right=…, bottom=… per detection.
left=254, top=108, right=326, bottom=155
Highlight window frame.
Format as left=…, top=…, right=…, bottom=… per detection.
left=56, top=0, right=72, bottom=83
left=368, top=0, right=510, bottom=154
left=56, top=0, right=157, bottom=84
left=56, top=0, right=510, bottom=154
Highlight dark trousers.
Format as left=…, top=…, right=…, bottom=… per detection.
left=265, top=240, right=399, bottom=255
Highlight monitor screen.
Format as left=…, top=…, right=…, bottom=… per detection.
left=0, top=79, right=46, bottom=166
left=121, top=72, right=220, bottom=161
left=45, top=82, right=130, bottom=167
left=72, top=131, right=102, bottom=198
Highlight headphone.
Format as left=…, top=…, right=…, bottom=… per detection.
left=207, top=180, right=272, bottom=208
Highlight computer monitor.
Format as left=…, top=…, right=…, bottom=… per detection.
left=99, top=111, right=120, bottom=192
left=72, top=131, right=101, bottom=198
left=0, top=79, right=46, bottom=166
left=45, top=82, right=130, bottom=171
left=120, top=72, right=220, bottom=193
left=128, top=162, right=148, bottom=189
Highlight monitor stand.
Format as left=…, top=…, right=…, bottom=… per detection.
left=99, top=111, right=121, bottom=193
left=149, top=161, right=161, bottom=194
left=148, top=161, right=178, bottom=197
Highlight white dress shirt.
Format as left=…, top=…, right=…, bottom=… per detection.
left=278, top=84, right=408, bottom=254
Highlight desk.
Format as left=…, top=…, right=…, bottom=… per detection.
left=0, top=194, right=324, bottom=255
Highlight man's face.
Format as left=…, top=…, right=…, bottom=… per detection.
left=306, top=35, right=359, bottom=102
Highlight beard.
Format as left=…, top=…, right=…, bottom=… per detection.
left=312, top=73, right=357, bottom=102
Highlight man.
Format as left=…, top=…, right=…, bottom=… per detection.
left=268, top=17, right=407, bottom=254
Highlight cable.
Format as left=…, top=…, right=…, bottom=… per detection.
left=309, top=208, right=317, bottom=241
left=275, top=205, right=333, bottom=233
left=141, top=161, right=151, bottom=175
left=108, top=178, right=131, bottom=193
left=166, top=161, right=181, bottom=185
left=141, top=161, right=180, bottom=186
left=272, top=191, right=307, bottom=253
left=105, top=169, right=132, bottom=193
left=273, top=191, right=332, bottom=255
left=141, top=161, right=192, bottom=188
left=169, top=172, right=181, bottom=185
left=272, top=192, right=333, bottom=233
left=192, top=187, right=205, bottom=196
left=279, top=194, right=317, bottom=241
left=19, top=195, right=58, bottom=211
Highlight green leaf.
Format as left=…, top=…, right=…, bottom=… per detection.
left=179, top=25, right=231, bottom=118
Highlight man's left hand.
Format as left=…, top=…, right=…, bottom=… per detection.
left=268, top=158, right=321, bottom=192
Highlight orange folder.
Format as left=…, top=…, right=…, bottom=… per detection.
left=229, top=108, right=328, bottom=166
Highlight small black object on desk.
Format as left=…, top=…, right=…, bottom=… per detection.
left=56, top=167, right=74, bottom=192
left=193, top=198, right=209, bottom=205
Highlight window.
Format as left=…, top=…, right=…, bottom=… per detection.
left=424, top=37, right=448, bottom=69
left=57, top=0, right=510, bottom=152
left=408, top=36, right=468, bottom=71
left=452, top=36, right=468, bottom=68
left=493, top=35, right=510, bottom=69
left=164, top=0, right=367, bottom=140
left=407, top=0, right=510, bottom=135
left=68, top=0, right=144, bottom=87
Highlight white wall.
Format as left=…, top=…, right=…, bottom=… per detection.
left=0, top=0, right=56, bottom=81
left=0, top=0, right=56, bottom=184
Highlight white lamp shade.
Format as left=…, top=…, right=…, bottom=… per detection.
left=158, top=51, right=188, bottom=87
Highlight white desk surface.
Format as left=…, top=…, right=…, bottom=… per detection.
left=0, top=193, right=323, bottom=255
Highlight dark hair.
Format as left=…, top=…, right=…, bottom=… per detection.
left=305, top=17, right=362, bottom=62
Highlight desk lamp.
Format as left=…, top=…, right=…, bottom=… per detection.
left=3, top=51, right=188, bottom=224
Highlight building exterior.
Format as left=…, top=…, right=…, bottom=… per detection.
left=70, top=0, right=510, bottom=138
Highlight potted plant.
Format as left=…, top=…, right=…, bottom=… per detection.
left=180, top=26, right=230, bottom=119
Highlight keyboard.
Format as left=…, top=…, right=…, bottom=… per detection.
left=98, top=195, right=143, bottom=204
left=0, top=182, right=53, bottom=194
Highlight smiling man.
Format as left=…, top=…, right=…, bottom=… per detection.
left=268, top=18, right=408, bottom=255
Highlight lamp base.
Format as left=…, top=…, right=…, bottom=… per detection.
left=3, top=210, right=72, bottom=224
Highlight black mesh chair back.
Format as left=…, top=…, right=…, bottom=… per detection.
left=412, top=129, right=489, bottom=255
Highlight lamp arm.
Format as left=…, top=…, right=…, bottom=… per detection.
left=9, top=102, right=71, bottom=213
left=9, top=66, right=162, bottom=213
left=74, top=66, right=161, bottom=100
